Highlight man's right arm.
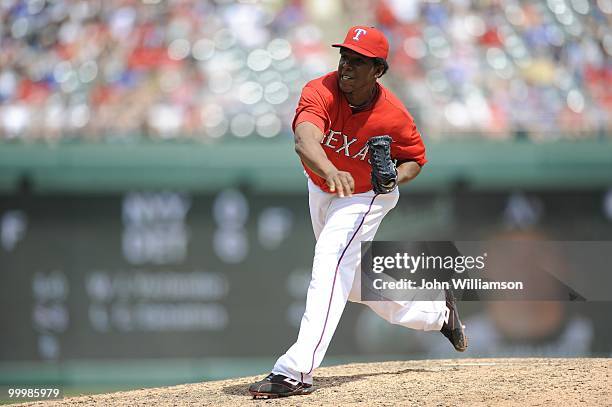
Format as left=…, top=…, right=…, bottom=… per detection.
left=294, top=121, right=354, bottom=197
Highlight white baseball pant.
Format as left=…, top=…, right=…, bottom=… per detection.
left=272, top=179, right=446, bottom=384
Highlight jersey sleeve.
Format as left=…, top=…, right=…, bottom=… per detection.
left=391, top=116, right=427, bottom=167
left=292, top=85, right=330, bottom=134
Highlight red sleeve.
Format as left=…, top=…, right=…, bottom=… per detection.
left=292, top=85, right=330, bottom=134
left=391, top=117, right=427, bottom=167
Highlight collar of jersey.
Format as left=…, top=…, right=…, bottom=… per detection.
left=343, top=82, right=382, bottom=114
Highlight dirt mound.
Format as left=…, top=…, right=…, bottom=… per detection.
left=20, top=358, right=611, bottom=406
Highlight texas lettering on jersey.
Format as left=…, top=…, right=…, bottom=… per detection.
left=320, top=129, right=369, bottom=161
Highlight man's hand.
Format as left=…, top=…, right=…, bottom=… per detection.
left=324, top=169, right=355, bottom=198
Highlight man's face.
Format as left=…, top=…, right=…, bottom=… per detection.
left=337, top=48, right=380, bottom=95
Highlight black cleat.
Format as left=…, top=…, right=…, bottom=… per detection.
left=440, top=289, right=468, bottom=352
left=248, top=373, right=314, bottom=399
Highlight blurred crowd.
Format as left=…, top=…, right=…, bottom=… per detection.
left=372, top=0, right=612, bottom=140
left=0, top=0, right=610, bottom=142
left=0, top=0, right=328, bottom=142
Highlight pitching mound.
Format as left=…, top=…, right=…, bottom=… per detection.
left=20, top=358, right=610, bottom=406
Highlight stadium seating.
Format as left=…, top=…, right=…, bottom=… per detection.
left=0, top=0, right=609, bottom=141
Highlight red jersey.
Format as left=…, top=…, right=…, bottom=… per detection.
left=293, top=71, right=427, bottom=194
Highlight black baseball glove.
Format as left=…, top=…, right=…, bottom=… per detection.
left=367, top=135, right=397, bottom=194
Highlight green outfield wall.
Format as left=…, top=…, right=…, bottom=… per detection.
left=1, top=140, right=611, bottom=193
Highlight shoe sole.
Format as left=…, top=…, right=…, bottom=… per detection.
left=453, top=326, right=468, bottom=352
left=249, top=387, right=315, bottom=399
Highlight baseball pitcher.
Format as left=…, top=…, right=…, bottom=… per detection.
left=249, top=25, right=468, bottom=399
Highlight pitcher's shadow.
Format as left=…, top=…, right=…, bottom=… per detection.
left=222, top=368, right=434, bottom=396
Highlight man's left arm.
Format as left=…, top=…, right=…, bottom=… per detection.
left=391, top=116, right=427, bottom=186
left=396, top=161, right=421, bottom=185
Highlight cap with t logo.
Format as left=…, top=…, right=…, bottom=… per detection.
left=332, top=25, right=389, bottom=60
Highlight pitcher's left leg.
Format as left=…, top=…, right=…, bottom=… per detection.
left=270, top=192, right=398, bottom=387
